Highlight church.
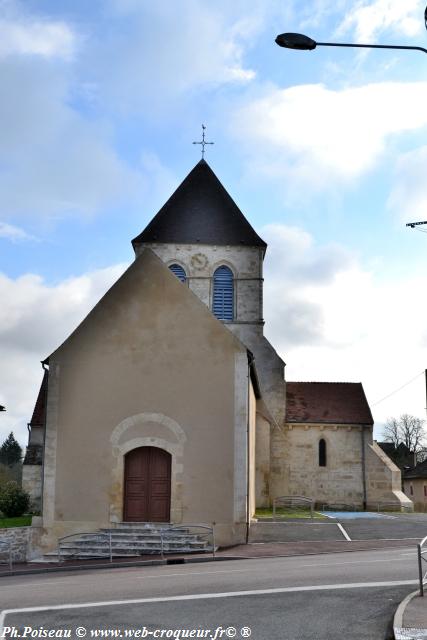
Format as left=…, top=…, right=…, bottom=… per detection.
left=22, top=158, right=410, bottom=551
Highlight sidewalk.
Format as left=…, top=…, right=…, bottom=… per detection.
left=394, top=589, right=427, bottom=640
left=0, top=536, right=419, bottom=577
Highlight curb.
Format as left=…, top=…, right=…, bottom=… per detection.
left=0, top=539, right=418, bottom=578
left=393, top=589, right=427, bottom=640
left=394, top=590, right=418, bottom=629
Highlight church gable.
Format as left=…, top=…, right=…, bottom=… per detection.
left=43, top=248, right=251, bottom=534
left=50, top=248, right=246, bottom=364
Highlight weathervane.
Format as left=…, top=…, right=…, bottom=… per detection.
left=193, top=124, right=214, bottom=159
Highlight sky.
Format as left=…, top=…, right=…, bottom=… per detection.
left=1, top=0, right=427, bottom=447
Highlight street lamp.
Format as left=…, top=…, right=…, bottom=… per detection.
left=275, top=32, right=427, bottom=55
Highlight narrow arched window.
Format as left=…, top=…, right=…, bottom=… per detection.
left=319, top=439, right=327, bottom=467
left=213, top=266, right=234, bottom=320
left=169, top=263, right=186, bottom=283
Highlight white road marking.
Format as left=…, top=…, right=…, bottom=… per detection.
left=0, top=579, right=419, bottom=633
left=337, top=523, right=351, bottom=541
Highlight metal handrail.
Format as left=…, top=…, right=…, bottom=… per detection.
left=56, top=524, right=216, bottom=563
left=160, top=524, right=216, bottom=560
left=273, top=496, right=314, bottom=520
left=372, top=501, right=412, bottom=513
left=57, top=531, right=112, bottom=563
left=0, top=541, right=12, bottom=571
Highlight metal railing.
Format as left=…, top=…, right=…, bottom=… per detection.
left=370, top=501, right=413, bottom=513
left=0, top=541, right=13, bottom=572
left=160, top=524, right=216, bottom=560
left=418, top=535, right=427, bottom=596
left=58, top=531, right=112, bottom=563
left=57, top=524, right=215, bottom=563
left=272, top=496, right=314, bottom=520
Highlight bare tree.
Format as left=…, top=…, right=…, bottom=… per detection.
left=383, top=414, right=426, bottom=454
left=383, top=417, right=400, bottom=448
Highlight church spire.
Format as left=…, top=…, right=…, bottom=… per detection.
left=132, top=160, right=266, bottom=249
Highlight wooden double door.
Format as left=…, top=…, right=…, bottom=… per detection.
left=124, top=447, right=171, bottom=522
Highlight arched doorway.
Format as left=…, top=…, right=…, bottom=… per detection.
left=123, top=447, right=171, bottom=522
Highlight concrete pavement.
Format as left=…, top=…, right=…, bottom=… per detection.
left=394, top=589, right=427, bottom=639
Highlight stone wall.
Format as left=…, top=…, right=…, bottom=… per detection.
left=403, top=478, right=427, bottom=512
left=0, top=526, right=31, bottom=563
left=255, top=413, right=271, bottom=508
left=271, top=423, right=367, bottom=506
left=22, top=464, right=43, bottom=512
left=366, top=442, right=412, bottom=509
left=136, top=242, right=264, bottom=325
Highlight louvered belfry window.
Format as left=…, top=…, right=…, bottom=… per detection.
left=213, top=266, right=234, bottom=320
left=169, top=263, right=186, bottom=283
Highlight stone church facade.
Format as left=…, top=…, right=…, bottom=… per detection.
left=23, top=159, right=410, bottom=552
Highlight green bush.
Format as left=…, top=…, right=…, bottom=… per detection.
left=0, top=481, right=30, bottom=517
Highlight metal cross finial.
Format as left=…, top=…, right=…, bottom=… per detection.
left=192, top=124, right=214, bottom=159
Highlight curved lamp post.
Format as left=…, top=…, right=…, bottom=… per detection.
left=275, top=32, right=427, bottom=55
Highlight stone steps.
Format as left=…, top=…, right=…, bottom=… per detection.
left=42, top=524, right=215, bottom=562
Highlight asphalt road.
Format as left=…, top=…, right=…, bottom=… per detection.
left=0, top=547, right=422, bottom=640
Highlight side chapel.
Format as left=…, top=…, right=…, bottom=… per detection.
left=23, top=159, right=410, bottom=550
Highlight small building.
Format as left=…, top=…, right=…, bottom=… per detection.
left=404, top=461, right=427, bottom=511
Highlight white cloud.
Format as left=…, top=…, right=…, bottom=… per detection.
left=87, top=1, right=257, bottom=115
left=232, top=81, right=427, bottom=194
left=0, top=56, right=144, bottom=219
left=337, top=0, right=423, bottom=42
left=0, top=222, right=34, bottom=242
left=388, top=146, right=427, bottom=223
left=261, top=224, right=427, bottom=430
left=0, top=263, right=128, bottom=447
left=0, top=18, right=76, bottom=60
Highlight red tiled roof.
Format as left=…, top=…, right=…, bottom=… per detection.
left=29, top=370, right=48, bottom=427
left=286, top=382, right=373, bottom=425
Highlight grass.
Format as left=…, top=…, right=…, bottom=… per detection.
left=0, top=515, right=32, bottom=528
left=255, top=508, right=327, bottom=520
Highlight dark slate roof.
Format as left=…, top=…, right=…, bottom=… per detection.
left=286, top=382, right=374, bottom=425
left=29, top=370, right=48, bottom=427
left=377, top=442, right=395, bottom=456
left=132, top=159, right=266, bottom=248
left=404, top=459, right=427, bottom=479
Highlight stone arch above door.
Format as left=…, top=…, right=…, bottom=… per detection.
left=109, top=413, right=186, bottom=524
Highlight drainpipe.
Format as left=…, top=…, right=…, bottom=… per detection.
left=361, top=427, right=367, bottom=510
